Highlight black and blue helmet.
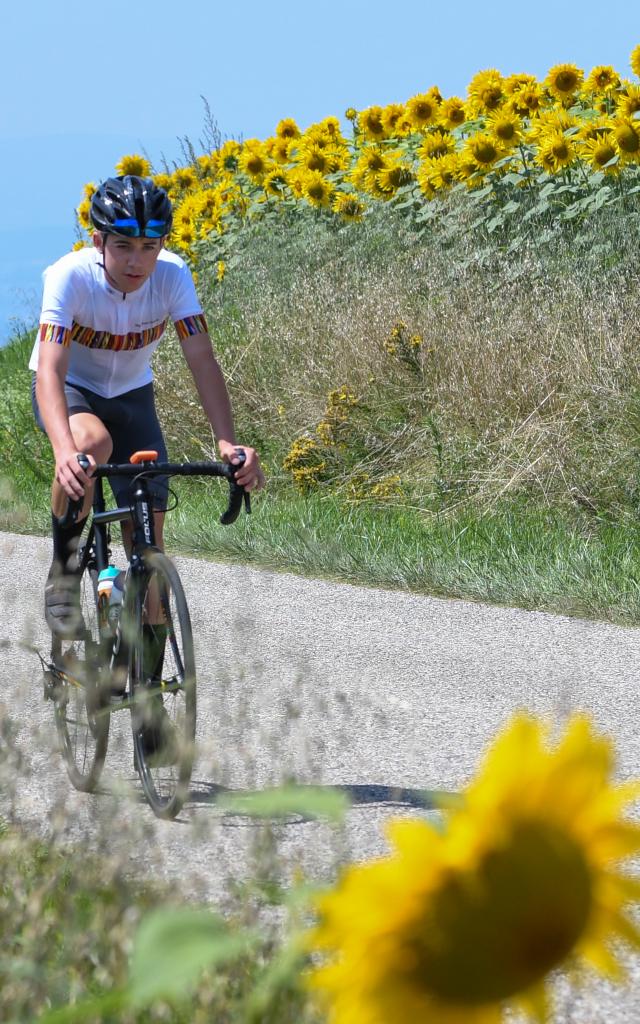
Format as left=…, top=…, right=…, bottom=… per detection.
left=90, top=175, right=173, bottom=238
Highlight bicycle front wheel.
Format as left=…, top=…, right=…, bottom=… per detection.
left=52, top=558, right=110, bottom=792
left=129, top=550, right=196, bottom=819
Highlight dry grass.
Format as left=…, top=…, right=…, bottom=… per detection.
left=153, top=204, right=640, bottom=518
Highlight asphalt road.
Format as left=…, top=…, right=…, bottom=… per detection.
left=2, top=528, right=640, bottom=1020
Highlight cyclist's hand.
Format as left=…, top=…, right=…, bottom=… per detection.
left=55, top=449, right=94, bottom=500
left=219, top=441, right=265, bottom=491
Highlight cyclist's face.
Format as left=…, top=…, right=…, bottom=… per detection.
left=94, top=233, right=165, bottom=293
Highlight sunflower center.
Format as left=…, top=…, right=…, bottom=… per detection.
left=552, top=140, right=570, bottom=159
left=481, top=87, right=503, bottom=110
left=405, top=822, right=592, bottom=1005
left=594, top=143, right=616, bottom=165
left=471, top=139, right=499, bottom=164
left=413, top=102, right=435, bottom=122
left=616, top=127, right=640, bottom=153
left=554, top=71, right=578, bottom=93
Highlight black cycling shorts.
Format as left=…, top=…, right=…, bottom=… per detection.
left=31, top=378, right=169, bottom=508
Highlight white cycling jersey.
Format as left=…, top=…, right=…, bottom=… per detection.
left=29, top=246, right=207, bottom=399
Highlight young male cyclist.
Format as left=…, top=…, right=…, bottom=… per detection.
left=30, top=174, right=264, bottom=639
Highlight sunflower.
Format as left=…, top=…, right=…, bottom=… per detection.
left=376, top=160, right=414, bottom=196
left=381, top=102, right=407, bottom=137
left=301, top=170, right=334, bottom=208
left=465, top=132, right=503, bottom=168
left=418, top=129, right=456, bottom=160
left=153, top=172, right=173, bottom=192
left=217, top=139, right=241, bottom=172
left=286, top=167, right=306, bottom=199
left=534, top=129, right=577, bottom=172
left=612, top=119, right=640, bottom=163
left=527, top=108, right=577, bottom=144
left=276, top=117, right=300, bottom=140
left=454, top=151, right=485, bottom=186
left=359, top=105, right=386, bottom=142
left=406, top=90, right=440, bottom=132
left=271, top=136, right=295, bottom=164
left=508, top=82, right=545, bottom=117
left=344, top=106, right=357, bottom=121
left=467, top=69, right=504, bottom=115
left=196, top=153, right=217, bottom=179
left=485, top=110, right=523, bottom=148
left=584, top=65, right=621, bottom=95
left=631, top=45, right=640, bottom=78
left=175, top=223, right=196, bottom=252
left=617, top=83, right=640, bottom=117
left=417, top=154, right=458, bottom=196
left=263, top=170, right=289, bottom=198
left=171, top=166, right=198, bottom=192
left=308, top=714, right=640, bottom=1024
left=544, top=63, right=584, bottom=102
left=76, top=198, right=91, bottom=231
left=437, top=96, right=467, bottom=130
left=577, top=115, right=615, bottom=144
left=580, top=135, right=619, bottom=173
left=504, top=72, right=537, bottom=96
left=332, top=191, right=366, bottom=222
left=308, top=116, right=345, bottom=147
left=115, top=153, right=152, bottom=177
left=298, top=142, right=332, bottom=174
left=238, top=141, right=271, bottom=182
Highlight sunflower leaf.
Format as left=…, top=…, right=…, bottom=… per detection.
left=129, top=908, right=258, bottom=1006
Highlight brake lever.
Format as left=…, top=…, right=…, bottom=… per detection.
left=219, top=449, right=251, bottom=525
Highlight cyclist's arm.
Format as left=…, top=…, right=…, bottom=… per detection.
left=180, top=331, right=264, bottom=490
left=35, top=342, right=92, bottom=500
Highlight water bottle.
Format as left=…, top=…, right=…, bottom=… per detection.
left=97, top=566, right=123, bottom=635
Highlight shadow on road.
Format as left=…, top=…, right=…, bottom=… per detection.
left=187, top=780, right=461, bottom=817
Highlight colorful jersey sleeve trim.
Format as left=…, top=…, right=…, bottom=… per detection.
left=174, top=313, right=208, bottom=340
left=39, top=323, right=72, bottom=347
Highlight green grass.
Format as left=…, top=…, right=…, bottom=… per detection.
left=163, top=485, right=640, bottom=623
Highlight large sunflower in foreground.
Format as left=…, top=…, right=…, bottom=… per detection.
left=308, top=715, right=640, bottom=1024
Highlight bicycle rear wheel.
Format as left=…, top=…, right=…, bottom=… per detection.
left=129, top=550, right=196, bottom=819
left=51, top=557, right=110, bottom=792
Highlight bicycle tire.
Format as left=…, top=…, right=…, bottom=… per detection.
left=52, top=557, right=110, bottom=792
left=129, top=550, right=196, bottom=819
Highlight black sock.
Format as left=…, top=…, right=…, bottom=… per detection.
left=51, top=512, right=87, bottom=574
left=142, top=624, right=168, bottom=684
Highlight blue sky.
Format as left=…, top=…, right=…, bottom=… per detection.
left=1, top=0, right=637, bottom=341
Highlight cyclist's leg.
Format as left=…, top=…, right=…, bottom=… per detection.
left=106, top=382, right=168, bottom=624
left=32, top=377, right=114, bottom=635
left=105, top=384, right=170, bottom=733
left=45, top=412, right=113, bottom=635
left=51, top=412, right=113, bottom=519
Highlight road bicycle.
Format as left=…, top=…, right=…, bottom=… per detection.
left=41, top=449, right=250, bottom=819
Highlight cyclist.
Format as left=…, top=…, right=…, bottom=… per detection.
left=30, top=174, right=264, bottom=640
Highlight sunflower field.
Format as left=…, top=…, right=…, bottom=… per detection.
left=77, top=48, right=640, bottom=266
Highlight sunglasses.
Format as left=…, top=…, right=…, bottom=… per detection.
left=112, top=218, right=168, bottom=238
